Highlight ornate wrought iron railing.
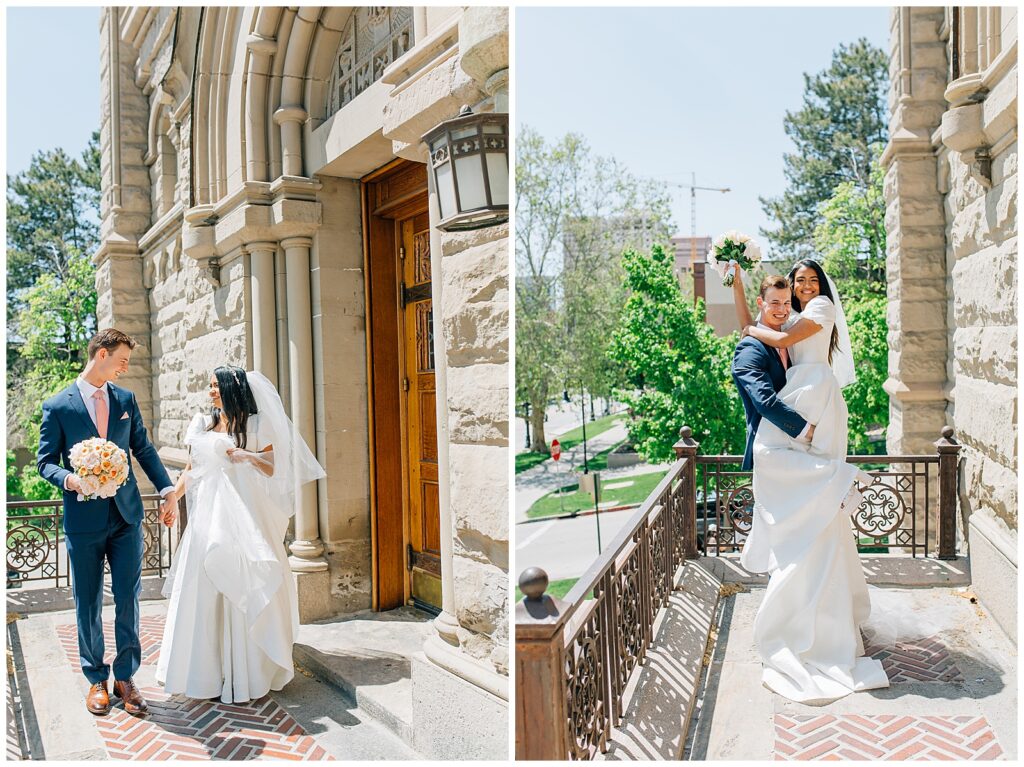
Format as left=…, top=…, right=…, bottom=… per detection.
left=515, top=427, right=961, bottom=760
left=6, top=493, right=187, bottom=589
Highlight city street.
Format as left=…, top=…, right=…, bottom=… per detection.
left=514, top=398, right=616, bottom=454
left=515, top=507, right=638, bottom=583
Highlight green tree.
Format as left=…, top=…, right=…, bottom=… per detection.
left=516, top=127, right=673, bottom=452
left=6, top=134, right=100, bottom=497
left=760, top=39, right=888, bottom=259
left=813, top=160, right=889, bottom=451
left=608, top=244, right=744, bottom=464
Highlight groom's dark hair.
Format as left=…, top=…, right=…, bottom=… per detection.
left=758, top=275, right=790, bottom=298
left=88, top=328, right=138, bottom=359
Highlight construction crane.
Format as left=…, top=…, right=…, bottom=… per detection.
left=666, top=173, right=731, bottom=266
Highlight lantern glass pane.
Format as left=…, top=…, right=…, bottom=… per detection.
left=431, top=136, right=447, bottom=153
left=451, top=126, right=478, bottom=141
left=483, top=124, right=503, bottom=135
left=454, top=155, right=487, bottom=210
left=486, top=152, right=509, bottom=206
left=436, top=161, right=457, bottom=220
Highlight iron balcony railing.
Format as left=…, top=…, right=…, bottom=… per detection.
left=6, top=493, right=188, bottom=590
left=515, top=427, right=961, bottom=760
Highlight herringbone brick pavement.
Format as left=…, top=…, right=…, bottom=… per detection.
left=56, top=617, right=333, bottom=761
left=863, top=635, right=965, bottom=684
left=774, top=714, right=1004, bottom=760
left=56, top=618, right=164, bottom=672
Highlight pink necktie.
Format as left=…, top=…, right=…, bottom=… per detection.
left=93, top=390, right=108, bottom=439
left=778, top=347, right=789, bottom=369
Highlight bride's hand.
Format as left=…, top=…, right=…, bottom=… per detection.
left=225, top=447, right=253, bottom=464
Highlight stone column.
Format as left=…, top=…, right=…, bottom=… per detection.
left=247, top=241, right=278, bottom=386
left=882, top=7, right=951, bottom=455
left=282, top=235, right=331, bottom=623
left=97, top=7, right=157, bottom=437
left=281, top=236, right=325, bottom=566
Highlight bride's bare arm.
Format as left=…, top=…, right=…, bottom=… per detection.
left=746, top=317, right=822, bottom=349
left=732, top=264, right=754, bottom=330
left=228, top=445, right=276, bottom=477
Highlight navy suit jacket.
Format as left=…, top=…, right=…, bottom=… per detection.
left=732, top=338, right=808, bottom=471
left=37, top=381, right=172, bottom=534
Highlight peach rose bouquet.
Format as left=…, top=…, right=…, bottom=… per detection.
left=68, top=438, right=130, bottom=501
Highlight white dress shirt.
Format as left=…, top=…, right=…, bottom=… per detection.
left=65, top=376, right=174, bottom=497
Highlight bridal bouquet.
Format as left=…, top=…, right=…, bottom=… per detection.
left=69, top=438, right=130, bottom=501
left=708, top=231, right=762, bottom=287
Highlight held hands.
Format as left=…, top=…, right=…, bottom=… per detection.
left=160, top=494, right=178, bottom=528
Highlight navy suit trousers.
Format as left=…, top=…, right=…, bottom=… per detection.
left=65, top=501, right=144, bottom=684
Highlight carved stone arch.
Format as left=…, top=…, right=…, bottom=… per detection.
left=191, top=6, right=244, bottom=205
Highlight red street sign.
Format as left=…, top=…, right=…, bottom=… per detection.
left=551, top=439, right=561, bottom=461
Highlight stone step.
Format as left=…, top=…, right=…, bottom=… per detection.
left=291, top=606, right=434, bottom=750
left=596, top=560, right=722, bottom=760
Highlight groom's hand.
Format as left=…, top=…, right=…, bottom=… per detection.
left=65, top=473, right=83, bottom=493
left=159, top=496, right=178, bottom=527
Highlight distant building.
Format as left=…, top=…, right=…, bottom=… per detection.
left=671, top=235, right=739, bottom=336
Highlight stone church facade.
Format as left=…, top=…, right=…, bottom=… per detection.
left=884, top=7, right=1017, bottom=643
left=96, top=6, right=508, bottom=754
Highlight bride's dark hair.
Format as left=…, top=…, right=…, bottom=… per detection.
left=209, top=365, right=259, bottom=448
left=788, top=259, right=840, bottom=364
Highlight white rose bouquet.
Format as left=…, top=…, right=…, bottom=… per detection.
left=68, top=438, right=130, bottom=501
left=707, top=230, right=762, bottom=287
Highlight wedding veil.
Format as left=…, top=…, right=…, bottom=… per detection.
left=825, top=274, right=856, bottom=389
left=246, top=370, right=326, bottom=516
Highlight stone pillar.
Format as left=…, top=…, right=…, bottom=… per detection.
left=247, top=241, right=278, bottom=386
left=97, top=7, right=157, bottom=440
left=281, top=235, right=330, bottom=623
left=274, top=106, right=307, bottom=178
left=282, top=236, right=325, bottom=567
left=882, top=7, right=951, bottom=455
left=244, top=33, right=277, bottom=183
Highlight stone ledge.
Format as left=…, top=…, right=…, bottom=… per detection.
left=597, top=561, right=721, bottom=761
left=292, top=607, right=433, bottom=747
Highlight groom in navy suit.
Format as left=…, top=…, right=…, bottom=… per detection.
left=37, top=328, right=174, bottom=716
left=732, top=275, right=814, bottom=470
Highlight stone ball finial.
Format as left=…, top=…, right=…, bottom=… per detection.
left=941, top=426, right=954, bottom=440
left=679, top=426, right=692, bottom=439
left=519, top=567, right=549, bottom=601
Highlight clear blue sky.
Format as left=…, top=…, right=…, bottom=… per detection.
left=516, top=6, right=891, bottom=254
left=6, top=6, right=101, bottom=175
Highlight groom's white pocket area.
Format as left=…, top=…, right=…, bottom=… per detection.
left=120, top=412, right=130, bottom=419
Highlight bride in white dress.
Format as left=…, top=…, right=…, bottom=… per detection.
left=156, top=366, right=324, bottom=703
left=732, top=260, right=890, bottom=704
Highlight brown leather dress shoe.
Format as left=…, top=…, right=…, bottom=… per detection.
left=86, top=681, right=111, bottom=715
left=112, top=678, right=149, bottom=715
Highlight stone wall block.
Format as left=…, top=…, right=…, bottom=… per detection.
left=992, top=143, right=1018, bottom=183
left=325, top=541, right=373, bottom=613
left=440, top=233, right=509, bottom=368
left=452, top=555, right=507, bottom=646
left=446, top=363, right=508, bottom=445
left=896, top=300, right=948, bottom=333
left=951, top=240, right=1018, bottom=325
left=952, top=376, right=1017, bottom=461
left=960, top=448, right=1018, bottom=531
left=448, top=443, right=508, bottom=544
left=952, top=326, right=1017, bottom=386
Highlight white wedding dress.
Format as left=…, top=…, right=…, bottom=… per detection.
left=156, top=413, right=297, bottom=703
left=740, top=296, right=890, bottom=704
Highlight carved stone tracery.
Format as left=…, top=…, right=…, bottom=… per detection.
left=326, top=7, right=414, bottom=115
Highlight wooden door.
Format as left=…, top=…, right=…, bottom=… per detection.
left=399, top=212, right=442, bottom=612
left=364, top=160, right=441, bottom=613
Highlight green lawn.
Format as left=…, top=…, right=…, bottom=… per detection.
left=525, top=469, right=669, bottom=520
left=515, top=412, right=626, bottom=475
left=514, top=576, right=579, bottom=602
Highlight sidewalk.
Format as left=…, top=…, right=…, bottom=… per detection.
left=691, top=585, right=1017, bottom=760
left=516, top=421, right=674, bottom=523
left=7, top=600, right=418, bottom=761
